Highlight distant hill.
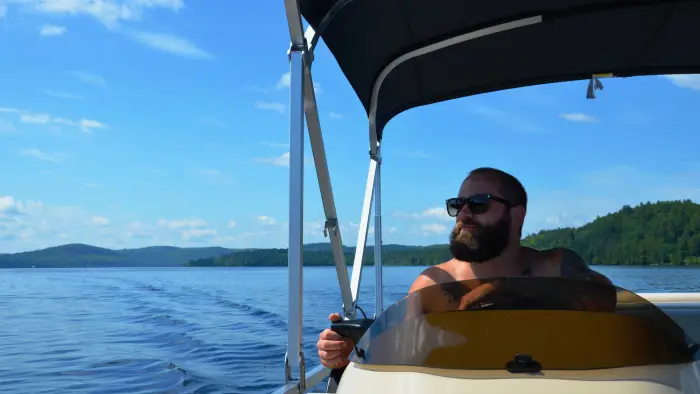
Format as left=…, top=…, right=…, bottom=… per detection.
left=188, top=200, right=700, bottom=267
left=0, top=243, right=237, bottom=268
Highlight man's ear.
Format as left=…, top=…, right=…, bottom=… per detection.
left=512, top=206, right=526, bottom=229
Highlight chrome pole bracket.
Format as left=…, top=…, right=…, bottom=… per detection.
left=324, top=218, right=339, bottom=237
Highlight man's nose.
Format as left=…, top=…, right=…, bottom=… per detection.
left=457, top=206, right=473, bottom=220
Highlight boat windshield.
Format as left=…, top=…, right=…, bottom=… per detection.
left=354, top=277, right=696, bottom=371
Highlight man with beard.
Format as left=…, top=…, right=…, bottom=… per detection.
left=316, top=167, right=614, bottom=370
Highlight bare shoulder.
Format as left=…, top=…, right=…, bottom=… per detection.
left=408, top=262, right=455, bottom=294
left=552, top=247, right=613, bottom=285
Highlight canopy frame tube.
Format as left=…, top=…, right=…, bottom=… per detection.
left=303, top=41, right=355, bottom=320
left=367, top=15, right=543, bottom=150
left=286, top=42, right=305, bottom=388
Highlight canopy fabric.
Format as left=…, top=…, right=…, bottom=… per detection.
left=298, top=0, right=700, bottom=140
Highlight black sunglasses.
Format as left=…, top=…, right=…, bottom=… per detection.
left=445, top=194, right=513, bottom=217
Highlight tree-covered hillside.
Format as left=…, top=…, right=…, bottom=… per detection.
left=187, top=200, right=700, bottom=267
left=522, top=200, right=700, bottom=266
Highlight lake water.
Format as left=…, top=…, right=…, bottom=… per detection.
left=1, top=265, right=699, bottom=394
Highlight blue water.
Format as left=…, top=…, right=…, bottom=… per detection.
left=0, top=266, right=699, bottom=394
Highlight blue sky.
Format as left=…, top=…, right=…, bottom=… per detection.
left=0, top=1, right=699, bottom=253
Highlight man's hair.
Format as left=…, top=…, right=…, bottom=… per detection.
left=467, top=167, right=528, bottom=210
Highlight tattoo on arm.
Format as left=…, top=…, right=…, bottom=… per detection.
left=559, top=248, right=612, bottom=285
left=560, top=248, right=594, bottom=278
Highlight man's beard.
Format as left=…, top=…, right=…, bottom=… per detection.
left=449, top=213, right=511, bottom=263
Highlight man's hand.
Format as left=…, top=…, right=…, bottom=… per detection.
left=316, top=313, right=354, bottom=369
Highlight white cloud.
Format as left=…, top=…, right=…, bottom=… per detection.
left=276, top=72, right=291, bottom=89
left=394, top=207, right=452, bottom=221
left=254, top=152, right=313, bottom=168
left=257, top=216, right=276, bottom=225
left=43, top=90, right=83, bottom=100
left=125, top=221, right=153, bottom=239
left=307, top=220, right=396, bottom=242
left=255, top=101, right=285, bottom=114
left=259, top=141, right=289, bottom=148
left=664, top=75, right=700, bottom=91
left=255, top=152, right=290, bottom=167
left=0, top=195, right=253, bottom=252
left=6, top=1, right=204, bottom=59
left=8, top=106, right=107, bottom=133
left=126, top=30, right=213, bottom=59
left=420, top=223, right=446, bottom=235
left=560, top=113, right=597, bottom=122
left=69, top=70, right=106, bottom=87
left=158, top=217, right=206, bottom=230
left=20, top=113, right=51, bottom=124
left=19, top=148, right=64, bottom=163
left=13, top=0, right=183, bottom=29
left=304, top=220, right=325, bottom=234
left=39, top=24, right=66, bottom=36
left=226, top=220, right=236, bottom=228
left=0, top=196, right=24, bottom=215
left=422, top=207, right=452, bottom=220
left=0, top=195, right=85, bottom=247
left=181, top=228, right=217, bottom=241
left=77, top=119, right=107, bottom=132
left=349, top=221, right=375, bottom=235
left=92, top=216, right=110, bottom=226
left=329, top=112, right=344, bottom=119
left=156, top=216, right=219, bottom=242
left=0, top=5, right=7, bottom=19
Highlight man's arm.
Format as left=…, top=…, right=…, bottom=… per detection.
left=559, top=248, right=613, bottom=285
left=407, top=265, right=467, bottom=314
left=558, top=248, right=616, bottom=312
left=408, top=269, right=438, bottom=294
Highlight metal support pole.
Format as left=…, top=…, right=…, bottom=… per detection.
left=373, top=150, right=383, bottom=316
left=287, top=48, right=305, bottom=374
left=283, top=1, right=307, bottom=388
left=302, top=58, right=355, bottom=319
left=349, top=156, right=377, bottom=304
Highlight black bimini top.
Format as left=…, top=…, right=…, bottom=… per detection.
left=299, top=0, right=700, bottom=141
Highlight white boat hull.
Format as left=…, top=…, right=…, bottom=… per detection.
left=338, top=362, right=700, bottom=394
